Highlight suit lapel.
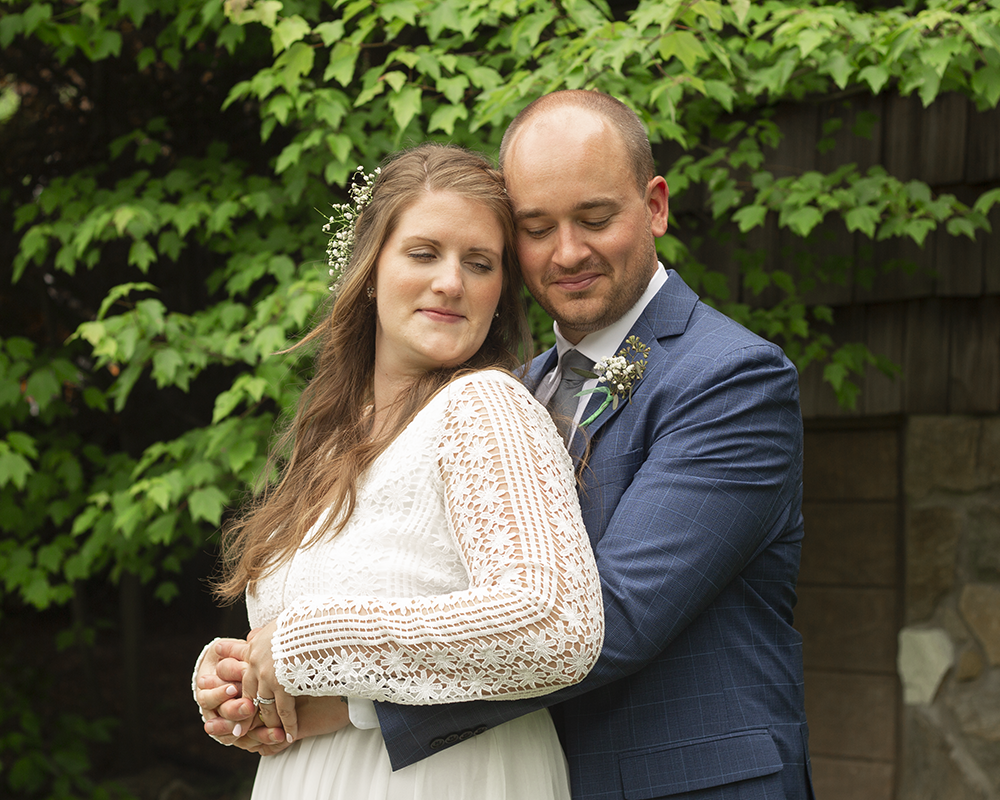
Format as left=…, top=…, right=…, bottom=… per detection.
left=526, top=348, right=558, bottom=394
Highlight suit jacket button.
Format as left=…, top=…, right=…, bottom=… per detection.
left=444, top=733, right=460, bottom=745
left=430, top=738, right=445, bottom=750
left=473, top=725, right=488, bottom=735
left=458, top=730, right=474, bottom=741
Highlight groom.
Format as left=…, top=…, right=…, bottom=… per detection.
left=199, top=90, right=815, bottom=799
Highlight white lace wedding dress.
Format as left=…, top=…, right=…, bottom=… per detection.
left=243, top=370, right=604, bottom=800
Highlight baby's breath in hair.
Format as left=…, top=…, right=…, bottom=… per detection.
left=323, top=165, right=381, bottom=292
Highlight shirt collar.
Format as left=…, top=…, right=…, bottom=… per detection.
left=553, top=264, right=667, bottom=363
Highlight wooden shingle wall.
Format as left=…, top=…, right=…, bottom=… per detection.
left=664, top=92, right=1000, bottom=420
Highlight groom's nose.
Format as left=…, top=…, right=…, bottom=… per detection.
left=552, top=224, right=591, bottom=269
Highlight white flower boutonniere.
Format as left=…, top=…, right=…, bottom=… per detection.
left=574, top=336, right=651, bottom=427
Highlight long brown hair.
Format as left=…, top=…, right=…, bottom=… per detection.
left=215, top=143, right=532, bottom=602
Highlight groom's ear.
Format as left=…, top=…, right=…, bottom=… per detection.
left=647, top=176, right=669, bottom=237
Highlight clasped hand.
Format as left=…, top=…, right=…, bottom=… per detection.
left=195, top=622, right=350, bottom=755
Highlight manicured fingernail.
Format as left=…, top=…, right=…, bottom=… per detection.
left=233, top=724, right=243, bottom=737
left=226, top=685, right=237, bottom=696
left=286, top=733, right=294, bottom=744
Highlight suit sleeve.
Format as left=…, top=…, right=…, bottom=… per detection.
left=375, top=339, right=803, bottom=769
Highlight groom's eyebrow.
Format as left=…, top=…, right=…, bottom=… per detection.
left=514, top=198, right=619, bottom=222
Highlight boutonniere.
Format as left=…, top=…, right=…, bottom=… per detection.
left=574, top=336, right=650, bottom=427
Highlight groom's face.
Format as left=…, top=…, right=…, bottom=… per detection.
left=503, top=107, right=668, bottom=344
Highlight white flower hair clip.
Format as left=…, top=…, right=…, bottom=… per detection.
left=323, top=165, right=381, bottom=292
left=573, top=336, right=650, bottom=427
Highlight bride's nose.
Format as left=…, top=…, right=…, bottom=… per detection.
left=431, top=259, right=464, bottom=297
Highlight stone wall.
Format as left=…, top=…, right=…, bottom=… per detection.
left=897, top=415, right=1000, bottom=799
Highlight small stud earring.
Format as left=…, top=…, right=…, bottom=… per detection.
left=494, top=310, right=499, bottom=318
left=367, top=286, right=375, bottom=300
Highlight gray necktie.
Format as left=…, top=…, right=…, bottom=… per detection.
left=549, top=350, right=595, bottom=425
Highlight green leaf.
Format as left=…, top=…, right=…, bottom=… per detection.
left=819, top=51, right=851, bottom=90
left=436, top=75, right=470, bottom=105
left=325, top=41, right=359, bottom=86
left=119, top=0, right=150, bottom=27
left=0, top=445, right=33, bottom=490
left=151, top=348, right=184, bottom=387
left=733, top=204, right=767, bottom=232
left=25, top=2, right=53, bottom=33
left=128, top=240, right=157, bottom=271
left=96, top=281, right=158, bottom=320
left=388, top=85, right=422, bottom=131
left=903, top=218, right=935, bottom=247
left=271, top=14, right=311, bottom=52
left=147, top=511, right=178, bottom=544
left=784, top=207, right=824, bottom=237
left=728, top=0, right=749, bottom=26
left=314, top=20, right=345, bottom=45
left=0, top=13, right=24, bottom=49
left=795, top=29, right=826, bottom=59
left=278, top=41, right=315, bottom=80
left=844, top=205, right=880, bottom=237
left=946, top=217, right=977, bottom=241
left=658, top=30, right=706, bottom=71
left=425, top=1, right=462, bottom=39
left=858, top=64, right=890, bottom=95
left=973, top=187, right=1000, bottom=215
left=24, top=368, right=61, bottom=412
left=188, top=486, right=229, bottom=526
left=7, top=431, right=38, bottom=459
left=428, top=103, right=469, bottom=135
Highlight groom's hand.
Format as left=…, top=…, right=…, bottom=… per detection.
left=196, top=640, right=255, bottom=743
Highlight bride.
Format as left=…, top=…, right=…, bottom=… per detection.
left=192, top=143, right=604, bottom=799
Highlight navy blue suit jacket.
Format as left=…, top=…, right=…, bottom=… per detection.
left=376, top=271, right=815, bottom=799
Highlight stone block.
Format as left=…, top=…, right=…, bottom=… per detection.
left=809, top=756, right=893, bottom=800
left=966, top=504, right=1000, bottom=583
left=955, top=648, right=986, bottom=682
left=805, top=670, right=898, bottom=761
left=898, top=627, right=954, bottom=705
left=952, top=669, right=1000, bottom=742
left=804, top=428, right=899, bottom=501
left=906, top=416, right=988, bottom=500
left=899, top=705, right=990, bottom=800
left=965, top=737, right=1000, bottom=796
left=800, top=501, right=898, bottom=587
left=905, top=506, right=961, bottom=623
left=960, top=584, right=1000, bottom=666
left=797, top=586, right=899, bottom=672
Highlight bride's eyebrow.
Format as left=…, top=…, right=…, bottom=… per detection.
left=401, top=236, right=501, bottom=258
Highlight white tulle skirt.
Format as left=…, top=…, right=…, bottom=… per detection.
left=249, top=709, right=570, bottom=800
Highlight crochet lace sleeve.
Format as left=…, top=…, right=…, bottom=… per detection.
left=270, top=373, right=604, bottom=704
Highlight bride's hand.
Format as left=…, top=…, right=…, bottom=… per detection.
left=239, top=621, right=299, bottom=743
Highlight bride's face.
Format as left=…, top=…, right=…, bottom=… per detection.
left=372, top=191, right=504, bottom=379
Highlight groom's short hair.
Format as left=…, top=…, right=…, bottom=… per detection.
left=499, top=90, right=656, bottom=194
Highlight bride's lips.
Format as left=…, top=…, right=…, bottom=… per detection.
left=554, top=272, right=602, bottom=292
left=420, top=307, right=465, bottom=322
